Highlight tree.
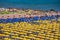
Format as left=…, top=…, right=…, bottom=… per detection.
left=50, top=9, right=55, bottom=11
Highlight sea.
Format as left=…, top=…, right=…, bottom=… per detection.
left=0, top=0, right=60, bottom=11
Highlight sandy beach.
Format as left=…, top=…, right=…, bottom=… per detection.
left=0, top=8, right=60, bottom=19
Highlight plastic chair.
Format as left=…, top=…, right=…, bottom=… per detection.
left=48, top=15, right=55, bottom=21
left=55, top=15, right=59, bottom=18
left=33, top=16, right=39, bottom=21
left=19, top=17, right=26, bottom=22
left=26, top=18, right=30, bottom=22
left=0, top=19, right=2, bottom=23
left=51, top=15, right=55, bottom=19
left=4, top=38, right=11, bottom=40
left=0, top=19, right=6, bottom=23
left=11, top=18, right=19, bottom=23
left=45, top=16, right=50, bottom=20
left=28, top=17, right=34, bottom=22
left=40, top=16, right=46, bottom=20
left=6, top=18, right=12, bottom=23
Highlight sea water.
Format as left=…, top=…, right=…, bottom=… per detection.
left=0, top=0, right=60, bottom=11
